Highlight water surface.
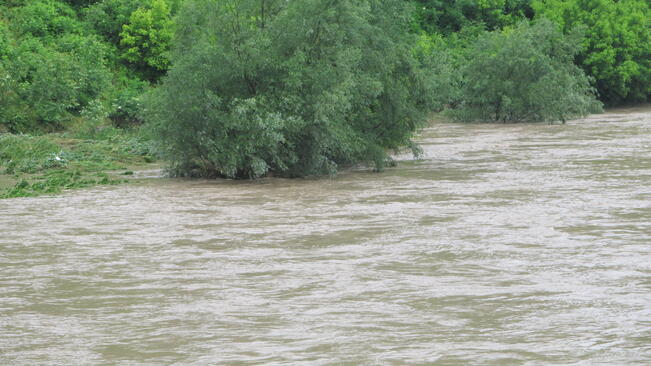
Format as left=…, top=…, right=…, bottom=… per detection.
left=1, top=107, right=650, bottom=365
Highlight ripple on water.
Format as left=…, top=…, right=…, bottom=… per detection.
left=1, top=107, right=651, bottom=365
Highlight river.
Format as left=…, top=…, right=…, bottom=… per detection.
left=1, top=106, right=650, bottom=365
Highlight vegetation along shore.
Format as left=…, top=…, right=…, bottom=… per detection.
left=1, top=0, right=648, bottom=198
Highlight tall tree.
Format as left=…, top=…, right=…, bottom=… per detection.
left=119, top=0, right=173, bottom=80
left=146, top=0, right=435, bottom=178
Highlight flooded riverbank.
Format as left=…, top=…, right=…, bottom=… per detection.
left=1, top=106, right=650, bottom=365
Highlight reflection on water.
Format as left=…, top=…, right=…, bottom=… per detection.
left=1, top=106, right=650, bottom=365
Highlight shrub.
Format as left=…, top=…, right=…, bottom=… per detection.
left=63, top=0, right=103, bottom=8
left=53, top=34, right=111, bottom=107
left=448, top=19, right=601, bottom=123
left=68, top=99, right=109, bottom=138
left=108, top=77, right=148, bottom=127
left=146, top=0, right=434, bottom=179
left=2, top=34, right=110, bottom=131
left=413, top=30, right=477, bottom=111
left=0, top=1, right=112, bottom=133
left=8, top=0, right=83, bottom=38
left=9, top=39, right=81, bottom=128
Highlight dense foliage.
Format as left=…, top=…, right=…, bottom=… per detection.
left=0, top=0, right=173, bottom=133
left=147, top=0, right=434, bottom=178
left=533, top=0, right=650, bottom=105
left=119, top=0, right=173, bottom=80
left=0, top=33, right=111, bottom=132
left=412, top=0, right=534, bottom=34
left=448, top=19, right=601, bottom=122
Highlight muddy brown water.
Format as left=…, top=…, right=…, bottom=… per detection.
left=1, top=107, right=650, bottom=365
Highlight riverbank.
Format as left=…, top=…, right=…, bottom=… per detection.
left=3, top=105, right=648, bottom=199
left=0, top=128, right=158, bottom=199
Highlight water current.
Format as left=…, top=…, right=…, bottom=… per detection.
left=1, top=106, right=650, bottom=365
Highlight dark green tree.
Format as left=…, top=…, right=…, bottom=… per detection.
left=412, top=0, right=534, bottom=34
left=448, top=19, right=601, bottom=122
left=82, top=0, right=142, bottom=44
left=146, top=0, right=434, bottom=178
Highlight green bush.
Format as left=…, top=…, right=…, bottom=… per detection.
left=146, top=0, right=434, bottom=179
left=1, top=33, right=110, bottom=131
left=448, top=19, right=601, bottom=122
left=413, top=29, right=479, bottom=111
left=108, top=77, right=148, bottom=127
left=0, top=26, right=30, bottom=132
left=53, top=34, right=111, bottom=107
left=0, top=0, right=113, bottom=133
left=68, top=99, right=109, bottom=138
left=8, top=0, right=83, bottom=38
left=533, top=0, right=650, bottom=105
left=10, top=39, right=81, bottom=128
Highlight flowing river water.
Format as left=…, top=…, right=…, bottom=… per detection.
left=1, top=106, right=650, bottom=365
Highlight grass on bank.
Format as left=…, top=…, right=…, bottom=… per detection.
left=0, top=126, right=157, bottom=199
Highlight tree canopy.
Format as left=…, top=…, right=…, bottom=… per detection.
left=447, top=19, right=601, bottom=122
left=146, top=0, right=435, bottom=178
left=533, top=0, right=650, bottom=105
left=119, top=0, right=173, bottom=80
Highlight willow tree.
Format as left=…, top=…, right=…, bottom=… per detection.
left=145, top=0, right=434, bottom=179
left=449, top=19, right=601, bottom=123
